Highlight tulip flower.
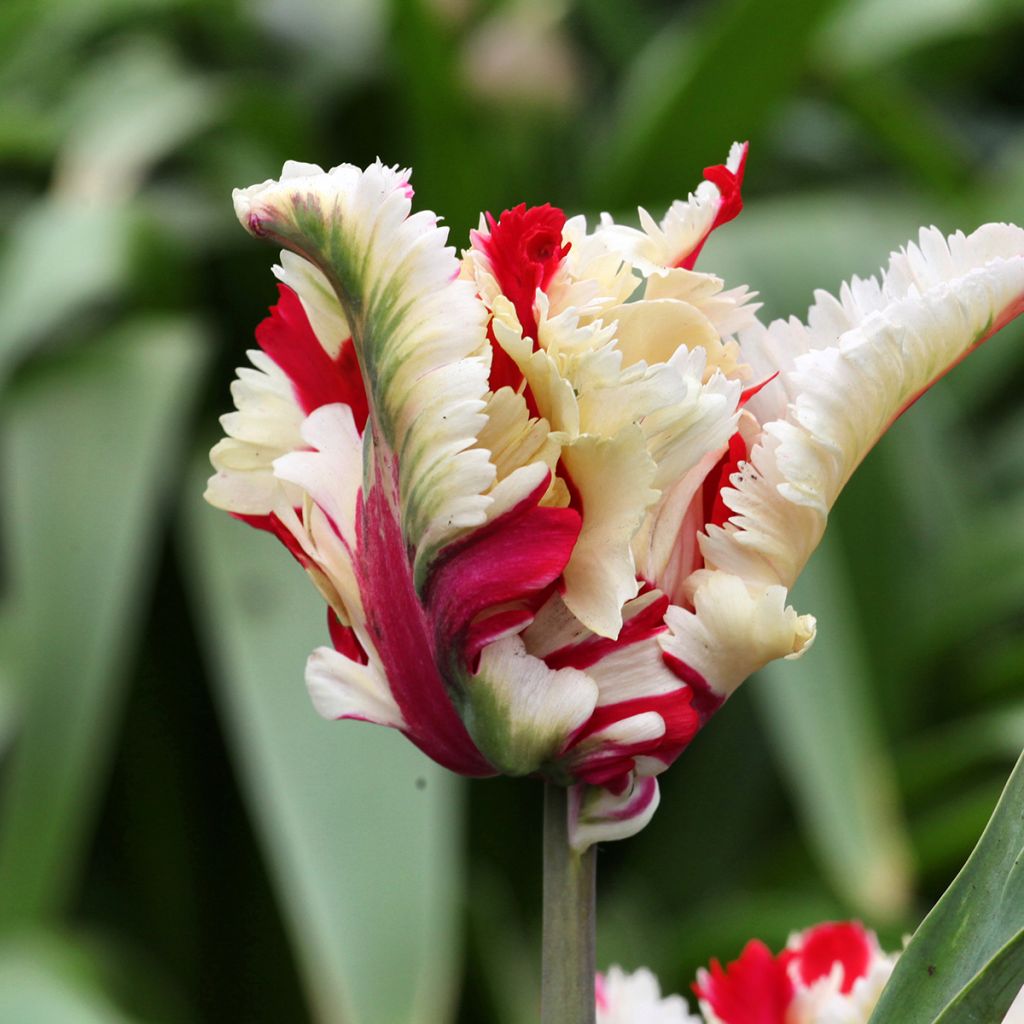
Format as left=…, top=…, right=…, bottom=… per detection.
left=207, top=150, right=1024, bottom=853
left=601, top=921, right=1024, bottom=1023
left=693, top=921, right=897, bottom=1024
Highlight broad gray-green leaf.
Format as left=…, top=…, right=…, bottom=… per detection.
left=0, top=936, right=142, bottom=1024
left=0, top=199, right=133, bottom=383
left=52, top=37, right=221, bottom=203
left=182, top=472, right=463, bottom=1024
left=0, top=318, right=206, bottom=924
left=817, top=0, right=1005, bottom=74
left=870, top=749, right=1024, bottom=1023
left=753, top=535, right=913, bottom=921
left=931, top=932, right=1024, bottom=1024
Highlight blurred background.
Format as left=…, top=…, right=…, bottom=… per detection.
left=2, top=0, right=1024, bottom=1020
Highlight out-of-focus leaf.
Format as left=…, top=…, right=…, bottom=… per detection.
left=0, top=318, right=206, bottom=925
left=899, top=706, right=1024, bottom=800
left=753, top=536, right=913, bottom=921
left=183, top=473, right=463, bottom=1024
left=587, top=0, right=849, bottom=208
left=829, top=72, right=972, bottom=197
left=0, top=199, right=133, bottom=384
left=247, top=0, right=385, bottom=83
left=53, top=38, right=222, bottom=203
left=0, top=0, right=179, bottom=91
left=0, top=935, right=143, bottom=1024
left=870, top=749, right=1024, bottom=1024
left=468, top=868, right=535, bottom=1024
left=818, top=0, right=1005, bottom=74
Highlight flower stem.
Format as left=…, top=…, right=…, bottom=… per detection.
left=541, top=782, right=597, bottom=1024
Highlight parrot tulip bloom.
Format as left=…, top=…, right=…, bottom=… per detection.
left=595, top=921, right=898, bottom=1024
left=693, top=921, right=897, bottom=1024
left=207, top=150, right=1024, bottom=848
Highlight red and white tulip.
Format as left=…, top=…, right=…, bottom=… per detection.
left=599, top=921, right=1021, bottom=1023
left=207, top=152, right=1024, bottom=848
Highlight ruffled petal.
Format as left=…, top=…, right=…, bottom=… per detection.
left=693, top=939, right=793, bottom=1024
left=708, top=224, right=1024, bottom=592
left=462, top=636, right=598, bottom=776
left=596, top=966, right=699, bottom=1024
left=568, top=773, right=660, bottom=851
left=596, top=142, right=748, bottom=275
left=233, top=159, right=496, bottom=585
left=661, top=572, right=816, bottom=702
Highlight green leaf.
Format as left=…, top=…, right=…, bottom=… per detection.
left=0, top=318, right=207, bottom=925
left=869, top=749, right=1024, bottom=1023
left=0, top=199, right=134, bottom=384
left=586, top=0, right=849, bottom=208
left=0, top=935, right=142, bottom=1024
left=752, top=534, right=914, bottom=921
left=182, top=471, right=463, bottom=1024
left=52, top=37, right=222, bottom=202
left=817, top=0, right=1005, bottom=74
left=931, top=931, right=1024, bottom=1024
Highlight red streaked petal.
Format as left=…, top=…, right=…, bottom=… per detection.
left=545, top=592, right=670, bottom=671
left=424, top=472, right=582, bottom=660
left=327, top=607, right=368, bottom=665
left=568, top=688, right=699, bottom=785
left=792, top=921, right=873, bottom=994
left=739, top=372, right=778, bottom=407
left=693, top=939, right=793, bottom=1024
left=256, top=283, right=369, bottom=428
left=568, top=773, right=661, bottom=850
left=662, top=652, right=724, bottom=724
left=703, top=431, right=748, bottom=531
left=677, top=141, right=748, bottom=271
left=355, top=469, right=493, bottom=777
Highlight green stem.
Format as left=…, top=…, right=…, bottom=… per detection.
left=541, top=783, right=597, bottom=1024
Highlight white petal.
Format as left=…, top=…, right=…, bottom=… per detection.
left=305, top=645, right=404, bottom=729
left=716, top=224, right=1024, bottom=591
left=205, top=350, right=305, bottom=515
left=464, top=635, right=598, bottom=776
left=661, top=572, right=816, bottom=700
left=597, top=965, right=699, bottom=1024
left=568, top=774, right=661, bottom=850
left=560, top=426, right=659, bottom=638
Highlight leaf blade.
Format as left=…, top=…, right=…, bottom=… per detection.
left=182, top=472, right=464, bottom=1024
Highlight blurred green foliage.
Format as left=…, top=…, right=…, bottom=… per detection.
left=1, top=0, right=1023, bottom=1020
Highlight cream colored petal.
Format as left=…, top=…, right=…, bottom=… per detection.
left=661, top=571, right=816, bottom=699
left=273, top=250, right=351, bottom=357
left=462, top=635, right=598, bottom=776
left=233, top=160, right=497, bottom=585
left=603, top=298, right=720, bottom=369
left=205, top=350, right=305, bottom=515
left=560, top=426, right=660, bottom=638
left=305, top=645, right=405, bottom=729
